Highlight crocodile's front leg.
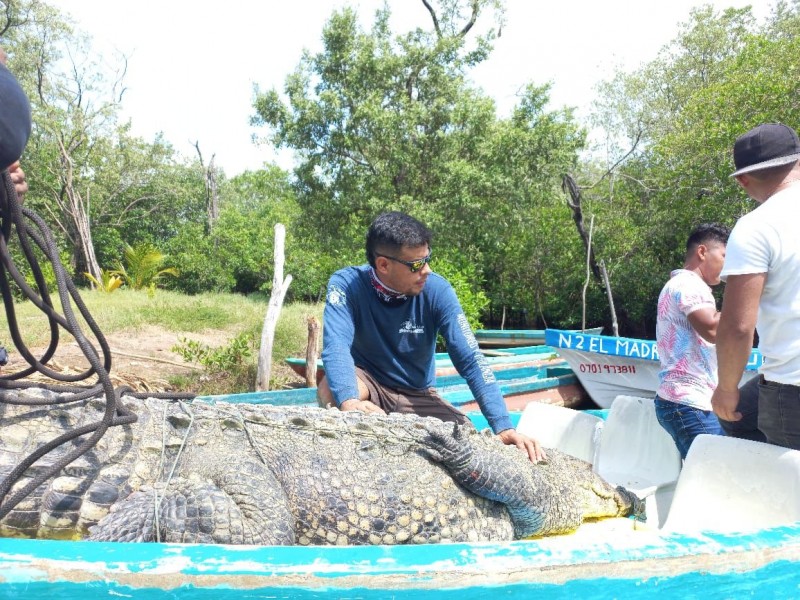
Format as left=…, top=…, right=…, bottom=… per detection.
left=419, top=424, right=548, bottom=538
left=89, top=458, right=295, bottom=545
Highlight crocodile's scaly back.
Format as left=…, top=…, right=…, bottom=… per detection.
left=0, top=389, right=639, bottom=545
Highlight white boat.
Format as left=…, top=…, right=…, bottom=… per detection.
left=474, top=326, right=603, bottom=348
left=545, top=328, right=763, bottom=409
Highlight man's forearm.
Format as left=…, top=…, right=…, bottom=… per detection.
left=715, top=319, right=753, bottom=391
left=715, top=272, right=765, bottom=391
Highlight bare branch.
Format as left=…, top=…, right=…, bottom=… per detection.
left=583, top=127, right=643, bottom=189
left=458, top=0, right=480, bottom=37
left=421, top=0, right=442, bottom=38
left=0, top=1, right=31, bottom=37
left=0, top=2, right=12, bottom=37
left=112, top=53, right=129, bottom=104
left=193, top=141, right=205, bottom=168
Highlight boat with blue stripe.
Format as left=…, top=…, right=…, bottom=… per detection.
left=545, top=328, right=763, bottom=408
left=474, top=326, right=603, bottom=348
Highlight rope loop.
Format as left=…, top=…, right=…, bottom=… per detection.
left=0, top=168, right=195, bottom=521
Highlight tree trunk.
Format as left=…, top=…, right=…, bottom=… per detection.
left=205, top=154, right=219, bottom=231
left=581, top=215, right=595, bottom=331
left=58, top=137, right=101, bottom=284
left=256, top=223, right=292, bottom=391
left=562, top=173, right=601, bottom=282
left=194, top=142, right=219, bottom=232
left=600, top=260, right=619, bottom=337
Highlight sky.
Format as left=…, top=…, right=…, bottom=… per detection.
left=45, top=0, right=772, bottom=175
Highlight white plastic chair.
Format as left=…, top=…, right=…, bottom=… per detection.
left=516, top=402, right=604, bottom=464
left=662, top=434, right=800, bottom=534
left=594, top=395, right=682, bottom=528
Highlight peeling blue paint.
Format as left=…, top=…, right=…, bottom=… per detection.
left=2, top=521, right=800, bottom=596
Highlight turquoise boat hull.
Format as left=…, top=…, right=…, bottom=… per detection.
left=2, top=519, right=799, bottom=598
left=286, top=343, right=562, bottom=381
left=227, top=362, right=583, bottom=411
left=2, top=402, right=798, bottom=597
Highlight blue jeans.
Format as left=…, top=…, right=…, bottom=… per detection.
left=758, top=378, right=800, bottom=450
left=654, top=396, right=725, bottom=459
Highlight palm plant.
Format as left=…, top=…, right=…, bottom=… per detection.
left=113, top=243, right=178, bottom=291
left=84, top=269, right=125, bottom=293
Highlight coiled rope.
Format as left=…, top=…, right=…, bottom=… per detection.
left=0, top=167, right=195, bottom=520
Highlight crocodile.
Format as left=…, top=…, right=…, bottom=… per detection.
left=0, top=388, right=642, bottom=545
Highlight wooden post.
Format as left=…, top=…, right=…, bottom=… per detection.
left=599, top=259, right=619, bottom=337
left=255, top=224, right=293, bottom=391
left=582, top=215, right=595, bottom=331
left=305, top=315, right=320, bottom=388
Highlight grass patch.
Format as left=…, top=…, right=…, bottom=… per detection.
left=172, top=300, right=324, bottom=395
left=0, top=288, right=324, bottom=394
left=1, top=289, right=271, bottom=345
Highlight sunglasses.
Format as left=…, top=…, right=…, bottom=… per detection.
left=376, top=252, right=432, bottom=273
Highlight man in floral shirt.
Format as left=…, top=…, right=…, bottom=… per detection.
left=655, top=223, right=729, bottom=458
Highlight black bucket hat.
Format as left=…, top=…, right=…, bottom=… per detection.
left=731, top=123, right=800, bottom=177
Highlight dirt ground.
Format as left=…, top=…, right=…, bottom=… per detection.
left=2, top=325, right=302, bottom=394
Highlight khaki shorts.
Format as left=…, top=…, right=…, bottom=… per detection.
left=356, top=366, right=471, bottom=427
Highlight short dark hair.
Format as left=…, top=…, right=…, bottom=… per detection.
left=365, top=212, right=432, bottom=267
left=686, top=222, right=730, bottom=254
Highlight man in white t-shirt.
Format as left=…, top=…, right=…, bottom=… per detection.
left=711, top=123, right=800, bottom=450
left=655, top=223, right=729, bottom=459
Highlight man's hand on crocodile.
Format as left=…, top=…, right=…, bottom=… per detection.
left=497, top=429, right=546, bottom=463
left=339, top=398, right=387, bottom=415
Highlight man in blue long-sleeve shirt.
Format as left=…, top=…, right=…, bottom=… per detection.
left=317, top=211, right=545, bottom=462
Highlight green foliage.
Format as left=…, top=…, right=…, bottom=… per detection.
left=580, top=2, right=800, bottom=335
left=114, top=243, right=178, bottom=291
left=172, top=332, right=254, bottom=374
left=8, top=245, right=74, bottom=302
left=167, top=167, right=309, bottom=296
left=19, top=256, right=56, bottom=299
left=91, top=227, right=125, bottom=269
left=8, top=0, right=800, bottom=342
left=165, top=224, right=236, bottom=294
left=253, top=2, right=584, bottom=323
left=430, top=256, right=489, bottom=330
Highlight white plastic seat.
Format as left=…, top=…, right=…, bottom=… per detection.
left=594, top=395, right=682, bottom=528
left=662, top=434, right=800, bottom=534
left=516, top=402, right=603, bottom=464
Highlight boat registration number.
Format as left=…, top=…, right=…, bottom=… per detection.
left=578, top=363, right=637, bottom=374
